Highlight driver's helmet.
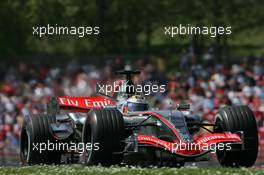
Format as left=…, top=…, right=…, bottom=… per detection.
left=125, top=95, right=148, bottom=112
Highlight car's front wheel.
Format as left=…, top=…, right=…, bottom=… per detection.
left=82, top=108, right=125, bottom=166
left=214, top=105, right=258, bottom=167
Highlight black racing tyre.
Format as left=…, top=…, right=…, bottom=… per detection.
left=82, top=108, right=125, bottom=166
left=20, top=114, right=61, bottom=165
left=214, top=105, right=258, bottom=167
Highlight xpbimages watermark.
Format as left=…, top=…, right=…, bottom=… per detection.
left=164, top=24, right=232, bottom=38
left=32, top=24, right=100, bottom=37
left=96, top=82, right=166, bottom=96
left=166, top=141, right=232, bottom=154
left=32, top=141, right=99, bottom=154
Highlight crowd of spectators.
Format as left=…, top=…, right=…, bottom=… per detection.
left=0, top=56, right=263, bottom=162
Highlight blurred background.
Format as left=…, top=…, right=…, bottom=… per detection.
left=0, top=0, right=264, bottom=166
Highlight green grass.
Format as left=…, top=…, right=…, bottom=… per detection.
left=0, top=165, right=263, bottom=175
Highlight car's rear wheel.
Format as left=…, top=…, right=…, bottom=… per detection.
left=82, top=108, right=125, bottom=166
left=20, top=114, right=61, bottom=165
left=214, top=105, right=258, bottom=167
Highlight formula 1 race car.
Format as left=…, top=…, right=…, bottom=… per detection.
left=20, top=70, right=259, bottom=167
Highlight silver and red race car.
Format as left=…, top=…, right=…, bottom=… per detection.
left=20, top=70, right=258, bottom=167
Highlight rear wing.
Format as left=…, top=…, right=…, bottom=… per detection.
left=47, top=96, right=115, bottom=114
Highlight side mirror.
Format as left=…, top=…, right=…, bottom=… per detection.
left=177, top=103, right=190, bottom=110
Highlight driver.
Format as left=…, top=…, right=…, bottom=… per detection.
left=122, top=95, right=148, bottom=113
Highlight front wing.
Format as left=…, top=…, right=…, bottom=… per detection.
left=137, top=133, right=242, bottom=157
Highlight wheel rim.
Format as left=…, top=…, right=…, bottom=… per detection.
left=21, top=127, right=31, bottom=163
left=83, top=124, right=93, bottom=163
